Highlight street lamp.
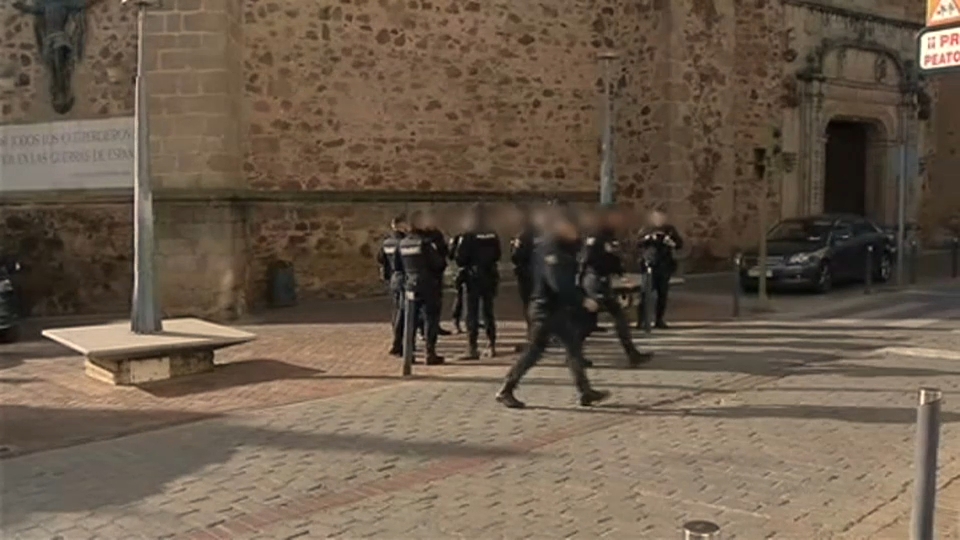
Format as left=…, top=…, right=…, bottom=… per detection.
left=123, top=0, right=162, bottom=333
left=597, top=50, right=620, bottom=205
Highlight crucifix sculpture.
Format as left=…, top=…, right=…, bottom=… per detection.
left=12, top=0, right=103, bottom=114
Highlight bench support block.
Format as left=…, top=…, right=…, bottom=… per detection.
left=85, top=350, right=215, bottom=385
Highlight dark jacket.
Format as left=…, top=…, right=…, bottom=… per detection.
left=580, top=227, right=624, bottom=278
left=638, top=224, right=683, bottom=273
left=424, top=228, right=449, bottom=276
left=531, top=235, right=584, bottom=312
left=510, top=226, right=537, bottom=277
left=394, top=230, right=446, bottom=295
left=377, top=231, right=405, bottom=285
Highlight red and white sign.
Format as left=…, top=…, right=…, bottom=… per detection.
left=919, top=25, right=960, bottom=71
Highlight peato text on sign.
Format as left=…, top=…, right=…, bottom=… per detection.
left=0, top=117, right=135, bottom=192
left=919, top=25, right=960, bottom=71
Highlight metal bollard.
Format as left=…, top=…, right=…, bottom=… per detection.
left=643, top=264, right=653, bottom=334
left=909, top=240, right=919, bottom=285
left=732, top=253, right=741, bottom=318
left=911, top=388, right=942, bottom=540
left=951, top=237, right=958, bottom=279
left=865, top=245, right=874, bottom=295
left=682, top=520, right=720, bottom=540
left=402, top=291, right=416, bottom=377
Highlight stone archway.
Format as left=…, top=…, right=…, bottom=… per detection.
left=795, top=40, right=913, bottom=225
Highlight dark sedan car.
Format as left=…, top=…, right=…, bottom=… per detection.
left=0, top=257, right=21, bottom=343
left=740, top=214, right=894, bottom=293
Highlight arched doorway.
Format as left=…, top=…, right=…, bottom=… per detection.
left=822, top=119, right=886, bottom=219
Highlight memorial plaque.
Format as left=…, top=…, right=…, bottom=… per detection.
left=0, top=117, right=134, bottom=192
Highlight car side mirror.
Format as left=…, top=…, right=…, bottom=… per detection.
left=832, top=233, right=851, bottom=245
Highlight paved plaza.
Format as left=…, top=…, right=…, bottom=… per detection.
left=1, top=281, right=959, bottom=539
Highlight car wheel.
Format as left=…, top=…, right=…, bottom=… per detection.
left=0, top=325, right=19, bottom=344
left=815, top=263, right=832, bottom=293
left=875, top=254, right=892, bottom=283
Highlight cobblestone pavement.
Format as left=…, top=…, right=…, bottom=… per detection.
left=0, top=288, right=729, bottom=456
left=2, top=282, right=958, bottom=539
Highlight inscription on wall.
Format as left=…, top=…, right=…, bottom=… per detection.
left=0, top=116, right=134, bottom=192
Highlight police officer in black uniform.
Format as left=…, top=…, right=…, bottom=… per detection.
left=454, top=205, right=502, bottom=359
left=420, top=211, right=453, bottom=337
left=580, top=205, right=652, bottom=367
left=637, top=209, right=684, bottom=329
left=495, top=207, right=610, bottom=409
left=394, top=211, right=446, bottom=365
left=377, top=214, right=408, bottom=356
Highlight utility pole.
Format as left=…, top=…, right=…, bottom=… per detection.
left=124, top=0, right=163, bottom=334
left=597, top=51, right=619, bottom=205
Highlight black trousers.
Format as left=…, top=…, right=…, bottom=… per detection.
left=638, top=269, right=671, bottom=324
left=516, top=272, right=533, bottom=335
left=581, top=275, right=639, bottom=356
left=451, top=271, right=466, bottom=323
left=411, top=288, right=441, bottom=355
left=390, top=286, right=404, bottom=351
left=418, top=274, right=444, bottom=336
left=504, top=306, right=592, bottom=394
left=465, top=278, right=496, bottom=350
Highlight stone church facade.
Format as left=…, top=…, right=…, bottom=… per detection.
left=0, top=0, right=957, bottom=318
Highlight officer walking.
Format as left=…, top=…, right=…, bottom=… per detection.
left=637, top=209, right=683, bottom=329
left=377, top=214, right=408, bottom=356
left=394, top=211, right=446, bottom=365
left=421, top=211, right=453, bottom=337
left=580, top=205, right=652, bottom=367
left=496, top=207, right=610, bottom=409
left=510, top=204, right=539, bottom=350
left=455, top=205, right=502, bottom=359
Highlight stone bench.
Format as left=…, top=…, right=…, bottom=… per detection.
left=43, top=318, right=256, bottom=385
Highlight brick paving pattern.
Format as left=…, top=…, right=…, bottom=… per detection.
left=2, top=282, right=959, bottom=539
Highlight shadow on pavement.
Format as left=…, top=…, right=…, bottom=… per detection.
left=0, top=408, right=526, bottom=528
left=139, top=359, right=325, bottom=398
left=0, top=405, right=217, bottom=458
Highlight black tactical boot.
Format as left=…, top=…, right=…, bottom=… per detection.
left=484, top=344, right=497, bottom=358
left=513, top=344, right=527, bottom=353
left=581, top=358, right=594, bottom=368
left=453, top=320, right=463, bottom=334
left=425, top=354, right=445, bottom=365
left=495, top=387, right=526, bottom=409
left=579, top=389, right=611, bottom=407
left=388, top=347, right=403, bottom=357
left=459, top=347, right=480, bottom=361
left=437, top=326, right=453, bottom=336
left=627, top=350, right=653, bottom=368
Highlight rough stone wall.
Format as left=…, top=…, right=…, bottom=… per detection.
left=729, top=0, right=785, bottom=250
left=0, top=203, right=132, bottom=315
left=247, top=200, right=535, bottom=305
left=241, top=0, right=620, bottom=193
left=1, top=1, right=137, bottom=316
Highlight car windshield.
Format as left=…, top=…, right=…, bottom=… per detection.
left=767, top=220, right=833, bottom=242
